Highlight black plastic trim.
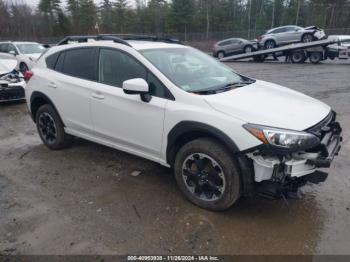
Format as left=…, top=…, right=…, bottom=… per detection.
left=167, top=121, right=240, bottom=164
left=30, top=91, right=64, bottom=125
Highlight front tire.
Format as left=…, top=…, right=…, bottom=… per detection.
left=35, top=104, right=72, bottom=150
left=174, top=138, right=241, bottom=211
left=264, top=40, right=276, bottom=49
left=302, top=33, right=314, bottom=43
left=19, top=63, right=28, bottom=74
left=244, top=45, right=253, bottom=53
left=217, top=51, right=225, bottom=59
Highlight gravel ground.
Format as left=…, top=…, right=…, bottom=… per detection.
left=0, top=60, right=349, bottom=255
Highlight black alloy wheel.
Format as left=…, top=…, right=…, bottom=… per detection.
left=38, top=112, right=57, bottom=145
left=182, top=153, right=226, bottom=202
left=35, top=104, right=72, bottom=150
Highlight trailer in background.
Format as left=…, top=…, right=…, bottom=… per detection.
left=220, top=38, right=350, bottom=64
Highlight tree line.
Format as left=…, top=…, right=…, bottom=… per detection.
left=0, top=0, right=350, bottom=42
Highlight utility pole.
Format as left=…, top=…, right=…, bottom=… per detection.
left=295, top=0, right=301, bottom=25
left=271, top=0, right=275, bottom=28
left=248, top=0, right=252, bottom=39
left=206, top=0, right=210, bottom=40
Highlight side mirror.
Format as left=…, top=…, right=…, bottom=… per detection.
left=123, top=78, right=152, bottom=102
left=9, top=50, right=16, bottom=56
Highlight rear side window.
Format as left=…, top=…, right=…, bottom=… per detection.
left=61, top=48, right=96, bottom=81
left=218, top=40, right=232, bottom=46
left=272, top=28, right=286, bottom=34
left=46, top=52, right=60, bottom=69
left=55, top=52, right=65, bottom=71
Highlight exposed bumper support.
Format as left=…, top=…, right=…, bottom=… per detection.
left=245, top=118, right=342, bottom=199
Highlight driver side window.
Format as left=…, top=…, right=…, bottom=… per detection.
left=99, top=48, right=146, bottom=88
left=98, top=48, right=169, bottom=99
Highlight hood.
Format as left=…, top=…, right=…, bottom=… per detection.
left=0, top=59, right=17, bottom=75
left=204, top=80, right=331, bottom=131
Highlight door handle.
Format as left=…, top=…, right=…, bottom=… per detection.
left=92, top=92, right=105, bottom=100
left=48, top=82, right=57, bottom=88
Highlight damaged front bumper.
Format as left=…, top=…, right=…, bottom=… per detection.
left=246, top=112, right=342, bottom=199
left=0, top=73, right=26, bottom=102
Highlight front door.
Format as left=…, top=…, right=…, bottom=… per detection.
left=90, top=48, right=168, bottom=161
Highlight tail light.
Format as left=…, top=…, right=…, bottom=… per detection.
left=24, top=70, right=33, bottom=82
left=257, top=36, right=263, bottom=41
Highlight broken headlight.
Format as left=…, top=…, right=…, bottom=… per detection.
left=243, top=123, right=320, bottom=150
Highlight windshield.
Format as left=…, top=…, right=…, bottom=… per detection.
left=140, top=47, right=253, bottom=93
left=16, top=43, right=46, bottom=54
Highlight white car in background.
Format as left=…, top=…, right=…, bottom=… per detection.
left=0, top=59, right=26, bottom=102
left=258, top=25, right=326, bottom=49
left=0, top=41, right=46, bottom=73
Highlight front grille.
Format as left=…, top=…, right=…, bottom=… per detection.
left=0, top=86, right=25, bottom=101
left=306, top=111, right=335, bottom=138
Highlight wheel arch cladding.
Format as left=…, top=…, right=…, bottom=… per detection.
left=166, top=121, right=240, bottom=166
left=30, top=91, right=64, bottom=125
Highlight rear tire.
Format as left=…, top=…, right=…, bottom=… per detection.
left=174, top=138, right=241, bottom=211
left=35, top=104, right=72, bottom=150
left=291, top=51, right=306, bottom=63
left=309, top=52, right=323, bottom=64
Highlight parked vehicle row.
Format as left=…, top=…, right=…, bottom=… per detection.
left=25, top=35, right=342, bottom=210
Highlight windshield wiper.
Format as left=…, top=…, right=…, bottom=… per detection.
left=191, top=80, right=255, bottom=95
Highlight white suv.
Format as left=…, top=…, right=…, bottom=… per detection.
left=25, top=36, right=342, bottom=210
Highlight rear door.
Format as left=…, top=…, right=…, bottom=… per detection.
left=89, top=48, right=168, bottom=161
left=44, top=47, right=97, bottom=134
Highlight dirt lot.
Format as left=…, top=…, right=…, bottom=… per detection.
left=1, top=61, right=350, bottom=255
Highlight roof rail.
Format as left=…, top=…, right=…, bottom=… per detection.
left=56, top=34, right=182, bottom=46
left=101, top=34, right=183, bottom=44
left=56, top=35, right=132, bottom=47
